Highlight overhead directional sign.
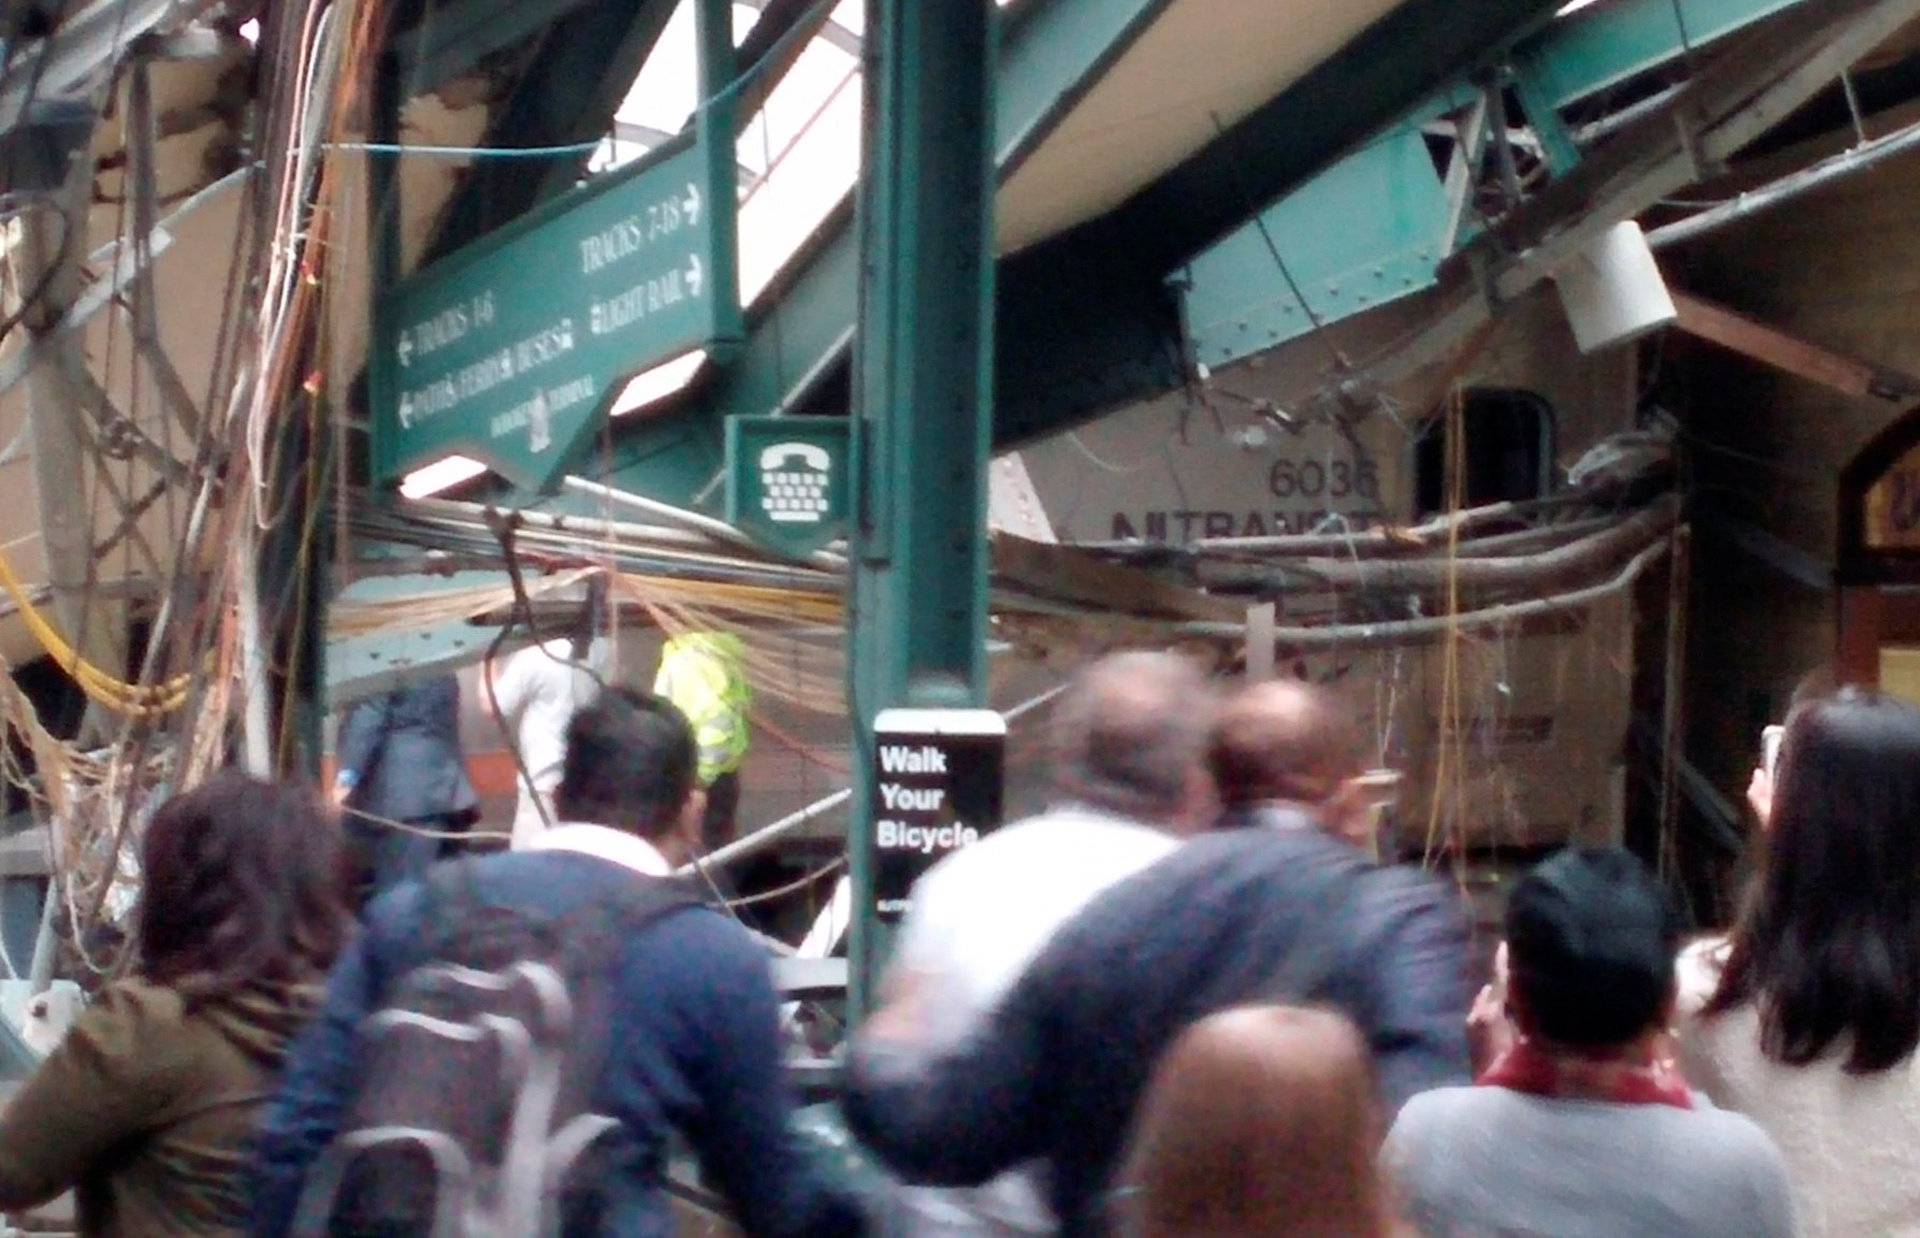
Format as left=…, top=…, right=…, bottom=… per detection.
left=371, top=132, right=740, bottom=491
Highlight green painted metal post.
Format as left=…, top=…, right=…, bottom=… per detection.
left=846, top=0, right=997, bottom=1017
left=694, top=0, right=744, bottom=356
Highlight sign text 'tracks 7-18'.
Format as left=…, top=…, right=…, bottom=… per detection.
left=370, top=133, right=739, bottom=492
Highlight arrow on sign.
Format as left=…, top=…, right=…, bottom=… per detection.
left=396, top=331, right=414, bottom=368
left=684, top=182, right=702, bottom=226
left=686, top=254, right=704, bottom=297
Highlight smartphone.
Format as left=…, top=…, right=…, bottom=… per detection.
left=1761, top=724, right=1786, bottom=782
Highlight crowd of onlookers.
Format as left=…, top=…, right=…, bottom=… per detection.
left=0, top=649, right=1914, bottom=1236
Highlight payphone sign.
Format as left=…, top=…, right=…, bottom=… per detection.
left=725, top=414, right=851, bottom=556
left=870, top=708, right=1006, bottom=925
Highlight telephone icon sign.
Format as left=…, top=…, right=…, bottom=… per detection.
left=759, top=442, right=830, bottom=524
left=725, top=415, right=847, bottom=556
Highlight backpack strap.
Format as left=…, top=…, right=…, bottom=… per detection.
left=410, top=859, right=704, bottom=974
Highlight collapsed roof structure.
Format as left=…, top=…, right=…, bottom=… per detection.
left=0, top=0, right=1918, bottom=1002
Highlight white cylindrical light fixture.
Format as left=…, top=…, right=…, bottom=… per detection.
left=1554, top=220, right=1677, bottom=354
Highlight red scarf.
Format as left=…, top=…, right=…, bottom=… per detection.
left=1480, top=1039, right=1693, bottom=1110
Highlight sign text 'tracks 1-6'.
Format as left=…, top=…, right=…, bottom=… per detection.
left=370, top=133, right=739, bottom=492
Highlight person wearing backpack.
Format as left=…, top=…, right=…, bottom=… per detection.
left=247, top=687, right=866, bottom=1237
left=0, top=773, right=350, bottom=1237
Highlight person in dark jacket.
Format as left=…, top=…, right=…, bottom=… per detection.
left=331, top=674, right=479, bottom=898
left=0, top=773, right=350, bottom=1238
left=250, top=688, right=865, bottom=1238
left=844, top=681, right=1472, bottom=1236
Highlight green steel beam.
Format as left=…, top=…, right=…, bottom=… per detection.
left=426, top=0, right=680, bottom=262
left=406, top=0, right=845, bottom=269
left=387, top=0, right=598, bottom=93
left=1177, top=125, right=1453, bottom=373
left=1182, top=0, right=1812, bottom=376
left=328, top=622, right=508, bottom=707
left=1512, top=0, right=1808, bottom=112
left=1508, top=60, right=1583, bottom=174
left=995, top=0, right=1179, bottom=177
left=846, top=0, right=997, bottom=1014
left=681, top=0, right=1174, bottom=450
left=382, top=0, right=751, bottom=505
left=326, top=572, right=513, bottom=706
left=734, top=0, right=849, bottom=121
left=694, top=0, right=745, bottom=364
left=1035, top=0, right=1558, bottom=280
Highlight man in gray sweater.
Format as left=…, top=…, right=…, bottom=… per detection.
left=1385, top=848, right=1795, bottom=1238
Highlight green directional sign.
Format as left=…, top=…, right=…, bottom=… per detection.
left=371, top=132, right=740, bottom=491
left=726, top=415, right=850, bottom=557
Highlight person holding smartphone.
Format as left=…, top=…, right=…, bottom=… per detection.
left=1676, top=689, right=1920, bottom=1235
left=1746, top=723, right=1785, bottom=826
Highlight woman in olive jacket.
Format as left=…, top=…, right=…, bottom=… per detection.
left=0, top=772, right=350, bottom=1236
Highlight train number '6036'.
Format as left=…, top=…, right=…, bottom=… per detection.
left=1268, top=457, right=1379, bottom=500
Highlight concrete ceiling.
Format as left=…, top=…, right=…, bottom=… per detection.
left=999, top=0, right=1409, bottom=253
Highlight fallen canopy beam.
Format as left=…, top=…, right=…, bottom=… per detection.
left=1670, top=290, right=1920, bottom=403
left=1175, top=535, right=1676, bottom=653
left=1302, top=0, right=1920, bottom=417
left=1195, top=495, right=1679, bottom=595
left=1650, top=110, right=1920, bottom=249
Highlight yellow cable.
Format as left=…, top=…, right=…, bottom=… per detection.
left=0, top=545, right=192, bottom=715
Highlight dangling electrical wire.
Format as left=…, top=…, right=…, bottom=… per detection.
left=1423, top=387, right=1469, bottom=876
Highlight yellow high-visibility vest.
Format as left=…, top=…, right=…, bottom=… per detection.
left=653, top=633, right=752, bottom=783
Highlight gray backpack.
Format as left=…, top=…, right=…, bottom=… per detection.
left=291, top=862, right=699, bottom=1237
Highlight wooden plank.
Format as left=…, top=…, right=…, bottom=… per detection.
left=1838, top=585, right=1885, bottom=687
left=1671, top=290, right=1920, bottom=403
left=1246, top=603, right=1276, bottom=680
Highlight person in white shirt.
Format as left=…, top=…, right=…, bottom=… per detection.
left=882, top=651, right=1220, bottom=1236
left=486, top=581, right=611, bottom=849
left=1676, top=688, right=1920, bottom=1237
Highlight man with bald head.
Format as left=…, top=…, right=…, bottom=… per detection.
left=1209, top=679, right=1377, bottom=847
left=876, top=650, right=1217, bottom=1235
left=848, top=675, right=1471, bottom=1236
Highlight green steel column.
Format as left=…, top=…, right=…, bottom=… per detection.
left=846, top=0, right=997, bottom=1016
left=694, top=0, right=744, bottom=354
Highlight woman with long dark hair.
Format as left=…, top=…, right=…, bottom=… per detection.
left=0, top=772, right=349, bottom=1236
left=1677, top=687, right=1920, bottom=1236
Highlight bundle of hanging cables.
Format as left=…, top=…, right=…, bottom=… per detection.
left=0, top=0, right=399, bottom=969
left=0, top=548, right=190, bottom=715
